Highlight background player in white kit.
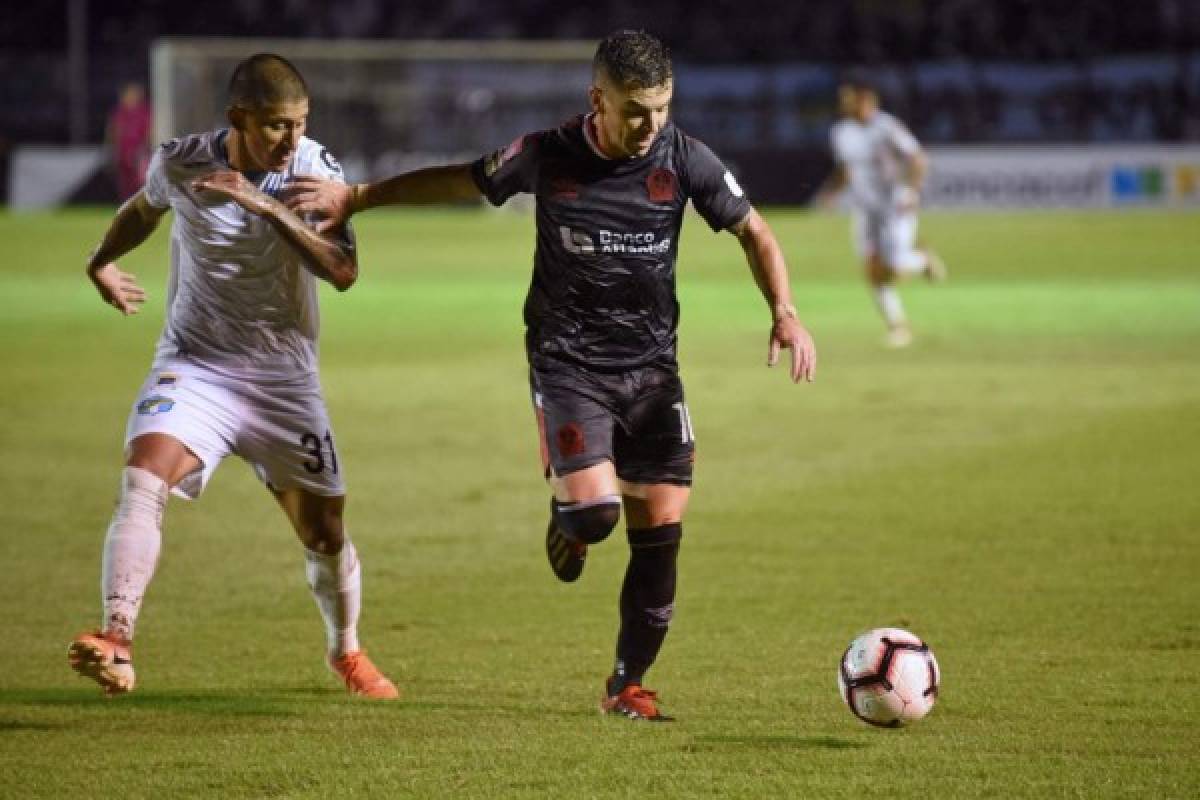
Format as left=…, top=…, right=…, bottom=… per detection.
left=68, top=54, right=398, bottom=699
left=817, top=74, right=947, bottom=348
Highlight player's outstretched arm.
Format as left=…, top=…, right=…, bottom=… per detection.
left=731, top=208, right=817, bottom=383
left=811, top=164, right=847, bottom=209
left=284, top=164, right=482, bottom=234
left=192, top=170, right=358, bottom=291
left=86, top=192, right=165, bottom=315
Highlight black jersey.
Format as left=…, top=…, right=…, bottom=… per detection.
left=471, top=115, right=751, bottom=371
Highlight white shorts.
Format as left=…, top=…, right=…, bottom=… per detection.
left=852, top=208, right=919, bottom=266
left=124, top=359, right=346, bottom=500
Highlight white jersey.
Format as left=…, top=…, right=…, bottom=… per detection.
left=831, top=111, right=921, bottom=213
left=142, top=129, right=347, bottom=380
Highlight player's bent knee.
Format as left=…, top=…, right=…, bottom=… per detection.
left=279, top=489, right=346, bottom=554
left=554, top=496, right=622, bottom=544
left=295, top=506, right=346, bottom=554
left=299, top=520, right=344, bottom=555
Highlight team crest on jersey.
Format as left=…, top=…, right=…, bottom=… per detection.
left=646, top=168, right=677, bottom=203
left=137, top=395, right=175, bottom=416
left=484, top=135, right=527, bottom=177
left=556, top=422, right=586, bottom=457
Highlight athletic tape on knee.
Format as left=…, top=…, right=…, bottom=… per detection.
left=553, top=495, right=622, bottom=544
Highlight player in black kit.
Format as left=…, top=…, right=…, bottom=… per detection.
left=286, top=30, right=816, bottom=721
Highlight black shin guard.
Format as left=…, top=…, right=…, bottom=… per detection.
left=613, top=523, right=682, bottom=690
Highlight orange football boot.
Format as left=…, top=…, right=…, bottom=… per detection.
left=68, top=630, right=135, bottom=696
left=330, top=650, right=399, bottom=699
left=600, top=678, right=673, bottom=721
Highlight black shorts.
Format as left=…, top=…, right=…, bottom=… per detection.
left=530, top=358, right=695, bottom=486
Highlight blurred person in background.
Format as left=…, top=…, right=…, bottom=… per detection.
left=816, top=73, right=947, bottom=349
left=107, top=82, right=153, bottom=201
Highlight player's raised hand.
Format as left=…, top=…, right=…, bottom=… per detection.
left=768, top=314, right=816, bottom=383
left=89, top=262, right=146, bottom=316
left=191, top=170, right=272, bottom=216
left=283, top=175, right=353, bottom=234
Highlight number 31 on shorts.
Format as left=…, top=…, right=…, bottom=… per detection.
left=300, top=430, right=339, bottom=475
left=671, top=402, right=695, bottom=444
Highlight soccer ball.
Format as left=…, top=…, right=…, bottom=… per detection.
left=837, top=627, right=940, bottom=727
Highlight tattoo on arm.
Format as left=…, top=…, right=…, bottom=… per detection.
left=260, top=197, right=358, bottom=291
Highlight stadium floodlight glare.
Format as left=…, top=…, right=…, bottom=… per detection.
left=151, top=38, right=595, bottom=182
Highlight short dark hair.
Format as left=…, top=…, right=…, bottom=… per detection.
left=228, top=53, right=308, bottom=110
left=593, top=30, right=673, bottom=90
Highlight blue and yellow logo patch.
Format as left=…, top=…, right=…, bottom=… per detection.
left=137, top=395, right=175, bottom=416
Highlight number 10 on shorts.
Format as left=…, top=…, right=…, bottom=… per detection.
left=671, top=402, right=695, bottom=444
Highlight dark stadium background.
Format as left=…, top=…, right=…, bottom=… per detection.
left=3, top=0, right=1199, bottom=203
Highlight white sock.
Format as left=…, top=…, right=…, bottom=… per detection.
left=890, top=249, right=929, bottom=275
left=305, top=538, right=361, bottom=658
left=873, top=285, right=908, bottom=329
left=101, top=467, right=168, bottom=641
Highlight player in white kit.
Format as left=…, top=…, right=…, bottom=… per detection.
left=68, top=54, right=398, bottom=699
left=818, top=74, right=946, bottom=348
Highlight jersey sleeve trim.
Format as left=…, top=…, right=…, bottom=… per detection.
left=469, top=157, right=499, bottom=205
left=472, top=131, right=541, bottom=207
left=681, top=133, right=753, bottom=233
left=141, top=144, right=174, bottom=209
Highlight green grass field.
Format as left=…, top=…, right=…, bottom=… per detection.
left=1, top=207, right=1198, bottom=798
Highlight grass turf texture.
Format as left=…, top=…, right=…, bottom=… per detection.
left=1, top=207, right=1198, bottom=799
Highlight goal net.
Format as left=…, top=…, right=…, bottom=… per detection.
left=151, top=38, right=596, bottom=182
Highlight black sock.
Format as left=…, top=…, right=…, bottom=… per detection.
left=613, top=523, right=682, bottom=691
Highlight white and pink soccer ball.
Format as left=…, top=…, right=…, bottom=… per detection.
left=838, top=627, right=940, bottom=727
